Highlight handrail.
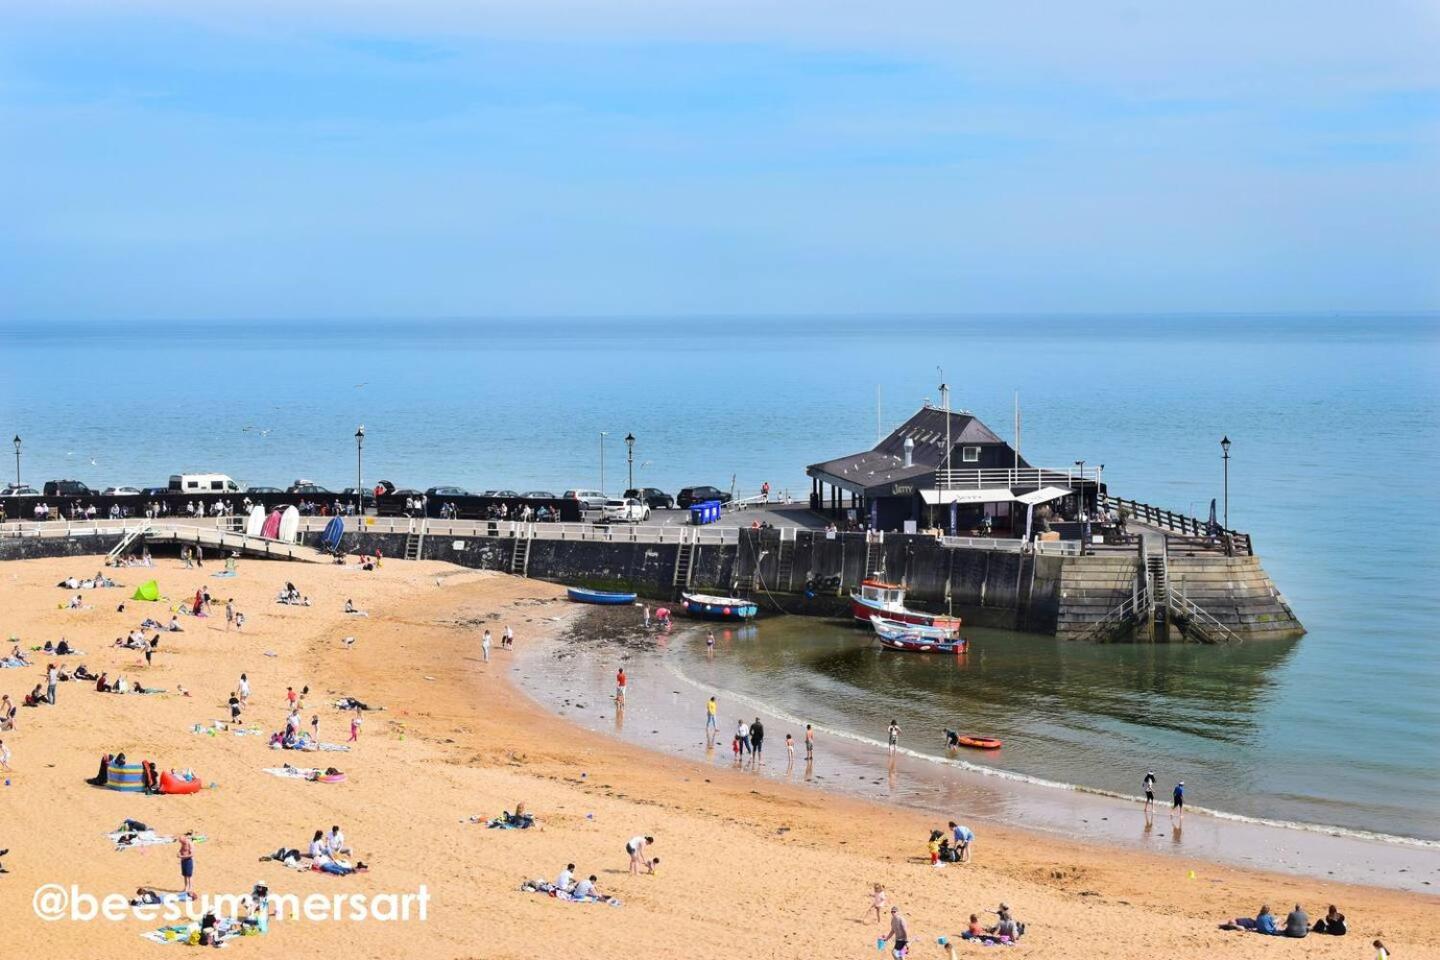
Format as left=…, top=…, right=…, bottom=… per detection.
left=1168, top=591, right=1241, bottom=644
left=933, top=466, right=1098, bottom=489
left=1101, top=494, right=1253, bottom=556
left=1072, top=588, right=1147, bottom=644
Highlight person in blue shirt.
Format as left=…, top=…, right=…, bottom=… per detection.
left=1254, top=905, right=1278, bottom=935
left=948, top=821, right=975, bottom=862
left=1171, top=780, right=1185, bottom=822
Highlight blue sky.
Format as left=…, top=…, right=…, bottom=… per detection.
left=1, top=1, right=1437, bottom=319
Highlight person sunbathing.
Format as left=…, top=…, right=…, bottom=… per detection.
left=10, top=646, right=29, bottom=666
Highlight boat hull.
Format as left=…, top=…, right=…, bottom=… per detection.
left=566, top=587, right=637, bottom=605
left=681, top=593, right=758, bottom=621
left=851, top=594, right=962, bottom=632
left=876, top=634, right=967, bottom=654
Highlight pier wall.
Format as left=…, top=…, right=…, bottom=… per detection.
left=1166, top=555, right=1303, bottom=639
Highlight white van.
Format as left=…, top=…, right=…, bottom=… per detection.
left=169, top=473, right=242, bottom=494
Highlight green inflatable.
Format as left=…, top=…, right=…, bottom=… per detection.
left=131, top=580, right=160, bottom=602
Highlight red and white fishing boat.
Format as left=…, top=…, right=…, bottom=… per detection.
left=850, top=579, right=963, bottom=632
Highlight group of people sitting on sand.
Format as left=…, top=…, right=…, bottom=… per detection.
left=1223, top=903, right=1348, bottom=937
left=57, top=572, right=119, bottom=590
left=276, top=582, right=311, bottom=605
left=260, top=825, right=366, bottom=875
left=522, top=861, right=616, bottom=903
left=107, top=548, right=154, bottom=568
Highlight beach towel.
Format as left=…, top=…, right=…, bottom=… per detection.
left=108, top=830, right=176, bottom=849
left=262, top=766, right=320, bottom=780
left=212, top=571, right=237, bottom=579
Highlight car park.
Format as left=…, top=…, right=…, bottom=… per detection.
left=101, top=486, right=142, bottom=496
left=675, top=485, right=732, bottom=508
left=624, top=487, right=674, bottom=509
left=601, top=498, right=651, bottom=523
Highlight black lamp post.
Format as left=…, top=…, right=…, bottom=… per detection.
left=625, top=432, right=635, bottom=492
left=11, top=435, right=19, bottom=486
left=1073, top=459, right=1086, bottom=517
left=1220, top=435, right=1231, bottom=529
left=355, top=426, right=365, bottom=515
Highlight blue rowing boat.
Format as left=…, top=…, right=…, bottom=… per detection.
left=566, top=587, right=637, bottom=605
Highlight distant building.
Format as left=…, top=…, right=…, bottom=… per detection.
left=806, top=404, right=1093, bottom=534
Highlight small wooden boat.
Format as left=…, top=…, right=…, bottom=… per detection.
left=566, top=587, right=637, bottom=605
left=871, top=616, right=959, bottom=642
left=680, top=592, right=758, bottom=621
left=850, top=579, right=962, bottom=632
left=875, top=631, right=967, bottom=654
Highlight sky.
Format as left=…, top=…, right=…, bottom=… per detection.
left=1, top=0, right=1437, bottom=320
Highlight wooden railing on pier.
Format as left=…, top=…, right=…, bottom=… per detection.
left=1100, top=494, right=1253, bottom=556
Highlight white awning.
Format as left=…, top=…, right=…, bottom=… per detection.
left=1015, top=486, right=1072, bottom=506
left=920, top=487, right=1015, bottom=505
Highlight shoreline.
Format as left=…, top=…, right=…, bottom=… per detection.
left=511, top=608, right=1440, bottom=895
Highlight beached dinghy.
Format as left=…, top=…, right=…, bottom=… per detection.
left=873, top=621, right=967, bottom=654
left=566, top=587, right=637, bottom=605
left=680, top=592, right=758, bottom=621
left=870, top=616, right=959, bottom=642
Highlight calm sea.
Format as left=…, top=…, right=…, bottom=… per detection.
left=3, top=315, right=1437, bottom=839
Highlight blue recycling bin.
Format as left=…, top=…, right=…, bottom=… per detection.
left=689, top=500, right=722, bottom=525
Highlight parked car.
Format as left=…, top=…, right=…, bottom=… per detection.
left=563, top=489, right=608, bottom=509
left=675, top=485, right=732, bottom=508
left=602, top=498, right=651, bottom=523
left=1, top=484, right=39, bottom=497
left=426, top=486, right=470, bottom=497
left=522, top=490, right=558, bottom=500
left=287, top=480, right=332, bottom=495
left=340, top=487, right=372, bottom=502
left=140, top=486, right=172, bottom=497
left=101, top=486, right=142, bottom=496
left=43, top=480, right=95, bottom=497
left=243, top=485, right=284, bottom=494
left=480, top=489, right=520, bottom=498
left=624, top=487, right=674, bottom=509
left=391, top=488, right=423, bottom=498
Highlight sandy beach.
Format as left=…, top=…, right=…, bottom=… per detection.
left=0, top=551, right=1435, bottom=959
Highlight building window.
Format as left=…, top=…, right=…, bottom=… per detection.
left=962, top=446, right=981, bottom=462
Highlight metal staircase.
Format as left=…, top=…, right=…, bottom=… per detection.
left=509, top=530, right=532, bottom=576
left=403, top=519, right=427, bottom=561
left=862, top=532, right=883, bottom=579
left=1072, top=588, right=1148, bottom=644
left=1168, top=591, right=1240, bottom=644
left=774, top=532, right=795, bottom=592
left=672, top=534, right=695, bottom=588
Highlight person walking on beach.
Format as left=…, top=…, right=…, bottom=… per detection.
left=863, top=882, right=887, bottom=923
left=349, top=709, right=362, bottom=743
left=1143, top=770, right=1156, bottom=814
left=785, top=733, right=794, bottom=763
left=1171, top=780, right=1185, bottom=822
left=805, top=723, right=814, bottom=760
left=750, top=718, right=765, bottom=761
left=615, top=668, right=627, bottom=705
left=706, top=696, right=717, bottom=734
left=736, top=719, right=751, bottom=755
left=502, top=624, right=513, bottom=649
left=238, top=673, right=250, bottom=704
left=880, top=906, right=910, bottom=959
left=178, top=832, right=195, bottom=898
left=0, top=738, right=12, bottom=771
left=625, top=835, right=654, bottom=875
left=643, top=606, right=650, bottom=628
left=887, top=720, right=900, bottom=755
left=46, top=663, right=58, bottom=705
left=225, top=600, right=234, bottom=630
left=705, top=631, right=715, bottom=657
left=481, top=629, right=491, bottom=662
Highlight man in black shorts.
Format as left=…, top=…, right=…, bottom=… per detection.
left=1143, top=770, right=1156, bottom=813
left=1171, top=780, right=1185, bottom=822
left=882, top=906, right=910, bottom=958
left=749, top=718, right=765, bottom=761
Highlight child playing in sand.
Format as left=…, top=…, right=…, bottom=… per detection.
left=785, top=733, right=794, bottom=761
left=311, top=715, right=319, bottom=739
left=0, top=737, right=11, bottom=771
left=349, top=710, right=362, bottom=742
left=864, top=883, right=887, bottom=923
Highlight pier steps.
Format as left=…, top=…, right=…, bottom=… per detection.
left=1166, top=555, right=1303, bottom=638
left=1055, top=557, right=1141, bottom=641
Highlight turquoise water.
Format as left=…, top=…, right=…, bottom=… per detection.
left=3, top=315, right=1437, bottom=839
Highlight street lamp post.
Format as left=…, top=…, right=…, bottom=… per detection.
left=11, top=435, right=19, bottom=486
left=599, top=431, right=608, bottom=495
left=355, top=426, right=365, bottom=515
left=1074, top=459, right=1086, bottom=518
left=625, top=433, right=635, bottom=492
left=1221, top=436, right=1231, bottom=529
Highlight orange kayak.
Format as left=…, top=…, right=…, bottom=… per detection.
left=956, top=735, right=1002, bottom=750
